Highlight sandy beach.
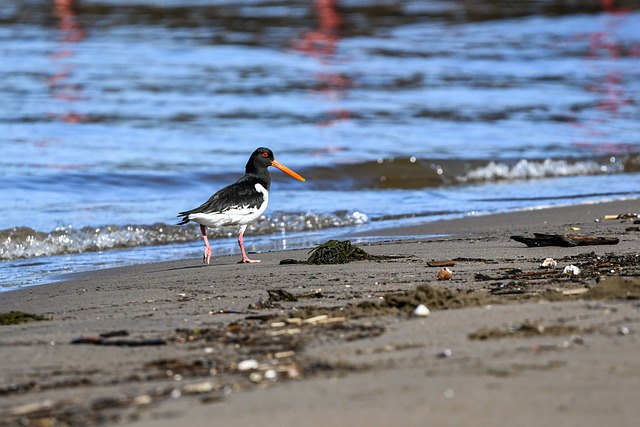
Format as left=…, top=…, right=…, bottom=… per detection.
left=1, top=199, right=639, bottom=427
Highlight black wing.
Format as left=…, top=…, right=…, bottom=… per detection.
left=177, top=177, right=266, bottom=224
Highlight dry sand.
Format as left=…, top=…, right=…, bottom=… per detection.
left=1, top=199, right=639, bottom=427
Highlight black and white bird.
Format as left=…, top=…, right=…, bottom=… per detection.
left=177, top=147, right=305, bottom=264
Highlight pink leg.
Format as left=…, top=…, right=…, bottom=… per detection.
left=237, top=226, right=260, bottom=263
left=200, top=224, right=212, bottom=265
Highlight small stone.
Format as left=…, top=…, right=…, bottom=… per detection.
left=438, top=267, right=453, bottom=280
left=618, top=326, right=630, bottom=336
left=413, top=304, right=431, bottom=317
left=437, top=348, right=453, bottom=358
left=237, top=359, right=259, bottom=371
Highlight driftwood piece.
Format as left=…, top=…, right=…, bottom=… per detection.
left=510, top=233, right=619, bottom=248
left=427, top=260, right=456, bottom=267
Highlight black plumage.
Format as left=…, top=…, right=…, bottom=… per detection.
left=177, top=147, right=305, bottom=264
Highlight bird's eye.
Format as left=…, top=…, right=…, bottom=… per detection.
left=262, top=152, right=269, bottom=157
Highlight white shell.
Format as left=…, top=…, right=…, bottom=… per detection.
left=540, top=258, right=557, bottom=269
left=437, top=348, right=453, bottom=358
left=237, top=359, right=259, bottom=371
left=563, top=265, right=580, bottom=276
left=413, top=304, right=430, bottom=317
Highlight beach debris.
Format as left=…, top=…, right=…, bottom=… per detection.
left=99, top=330, right=129, bottom=338
left=237, top=359, right=259, bottom=371
left=540, top=258, right=557, bottom=269
left=427, top=260, right=456, bottom=267
left=437, top=267, right=453, bottom=280
left=618, top=326, right=630, bottom=336
left=249, top=372, right=263, bottom=382
left=511, top=233, right=619, bottom=247
left=489, top=281, right=525, bottom=295
left=565, top=227, right=580, bottom=231
left=181, top=381, right=215, bottom=394
left=563, top=265, right=581, bottom=276
left=209, top=309, right=248, bottom=315
left=71, top=332, right=166, bottom=346
left=561, top=288, right=589, bottom=296
left=267, top=289, right=298, bottom=302
left=437, top=348, right=453, bottom=358
left=9, top=399, right=55, bottom=416
left=281, top=239, right=405, bottom=265
left=306, top=239, right=374, bottom=264
left=0, top=311, right=49, bottom=326
left=604, top=212, right=638, bottom=220
left=413, top=304, right=431, bottom=317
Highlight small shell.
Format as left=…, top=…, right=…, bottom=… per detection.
left=264, top=369, right=278, bottom=380
left=563, top=265, right=580, bottom=276
left=237, top=359, right=259, bottom=371
left=438, top=267, right=453, bottom=280
left=540, top=258, right=557, bottom=269
left=437, top=348, right=453, bottom=358
left=413, top=304, right=430, bottom=317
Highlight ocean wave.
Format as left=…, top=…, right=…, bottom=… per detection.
left=0, top=211, right=369, bottom=261
left=301, top=153, right=637, bottom=190
left=458, top=158, right=623, bottom=183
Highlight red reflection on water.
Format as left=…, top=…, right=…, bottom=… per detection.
left=294, top=0, right=342, bottom=59
left=572, top=1, right=638, bottom=153
left=293, top=0, right=352, bottom=127
left=47, top=0, right=87, bottom=124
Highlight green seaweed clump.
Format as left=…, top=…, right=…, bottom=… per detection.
left=0, top=311, right=48, bottom=326
left=306, top=240, right=373, bottom=265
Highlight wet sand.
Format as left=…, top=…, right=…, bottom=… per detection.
left=1, top=199, right=639, bottom=427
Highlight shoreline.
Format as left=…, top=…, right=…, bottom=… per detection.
left=1, top=197, right=637, bottom=293
left=1, top=198, right=639, bottom=426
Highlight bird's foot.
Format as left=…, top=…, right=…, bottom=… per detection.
left=238, top=256, right=261, bottom=264
left=203, top=247, right=212, bottom=265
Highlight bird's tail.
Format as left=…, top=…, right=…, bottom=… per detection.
left=176, top=213, right=190, bottom=225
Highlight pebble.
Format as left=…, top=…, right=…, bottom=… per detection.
left=618, top=326, right=630, bottom=336
left=237, top=359, right=259, bottom=371
left=413, top=304, right=430, bottom=317
left=437, top=348, right=453, bottom=358
left=438, top=267, right=453, bottom=280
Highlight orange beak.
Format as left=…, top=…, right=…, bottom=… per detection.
left=271, top=159, right=306, bottom=182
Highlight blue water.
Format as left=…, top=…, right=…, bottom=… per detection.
left=1, top=0, right=639, bottom=291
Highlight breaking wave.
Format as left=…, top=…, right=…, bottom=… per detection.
left=459, top=158, right=623, bottom=183
left=0, top=210, right=369, bottom=261
left=302, top=153, right=638, bottom=190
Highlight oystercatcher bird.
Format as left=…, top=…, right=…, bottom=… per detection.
left=177, top=147, right=305, bottom=264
